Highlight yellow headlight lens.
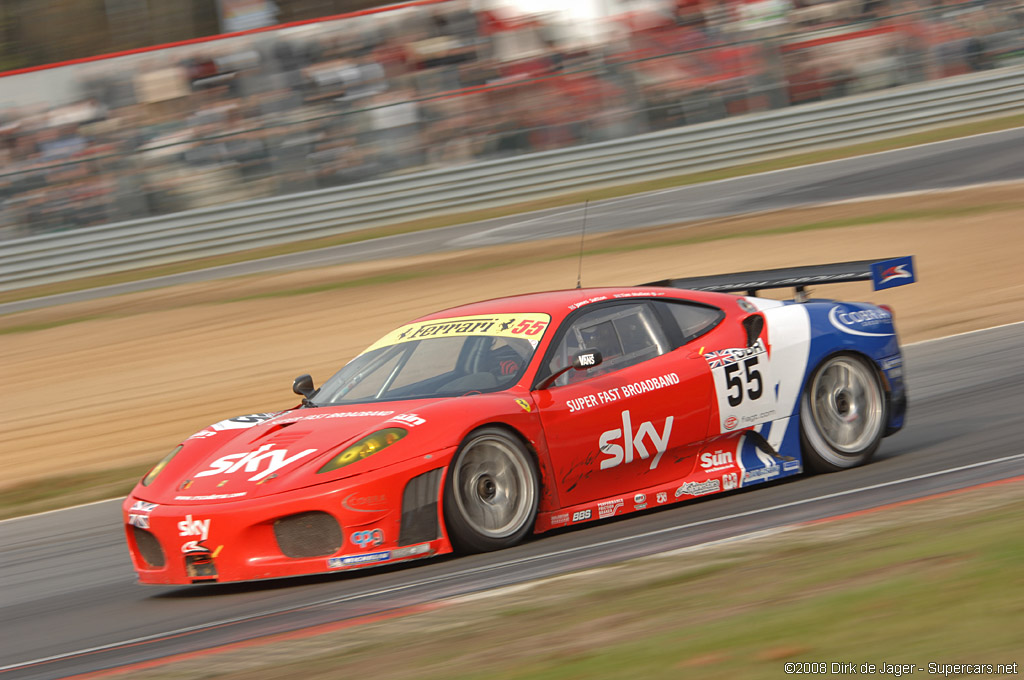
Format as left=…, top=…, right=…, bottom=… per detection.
left=142, top=445, right=183, bottom=486
left=318, top=428, right=407, bottom=474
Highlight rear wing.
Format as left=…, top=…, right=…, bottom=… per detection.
left=643, top=256, right=915, bottom=298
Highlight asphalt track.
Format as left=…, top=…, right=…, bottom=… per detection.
left=2, top=323, right=1023, bottom=679
left=4, top=125, right=1024, bottom=315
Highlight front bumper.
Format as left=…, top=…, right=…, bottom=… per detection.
left=124, top=454, right=453, bottom=584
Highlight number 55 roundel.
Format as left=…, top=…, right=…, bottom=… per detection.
left=704, top=338, right=776, bottom=432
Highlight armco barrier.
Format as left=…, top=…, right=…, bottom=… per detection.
left=2, top=68, right=1022, bottom=292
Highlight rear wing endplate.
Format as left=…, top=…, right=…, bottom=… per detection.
left=643, top=256, right=915, bottom=298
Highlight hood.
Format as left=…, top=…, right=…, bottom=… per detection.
left=139, top=400, right=459, bottom=504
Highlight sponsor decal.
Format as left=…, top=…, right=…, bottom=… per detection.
left=181, top=541, right=214, bottom=554
left=620, top=373, right=680, bottom=399
left=328, top=551, right=391, bottom=568
left=128, top=514, right=150, bottom=529
left=174, top=492, right=247, bottom=501
left=565, top=374, right=680, bottom=414
left=828, top=305, right=893, bottom=337
left=391, top=543, right=432, bottom=559
left=722, top=472, right=739, bottom=490
left=577, top=353, right=597, bottom=367
left=633, top=493, right=647, bottom=510
left=656, top=491, right=668, bottom=504
left=742, top=464, right=781, bottom=484
left=870, top=256, right=915, bottom=290
left=550, top=513, right=570, bottom=526
left=783, top=460, right=801, bottom=472
left=881, top=356, right=903, bottom=370
left=392, top=413, right=426, bottom=426
left=364, top=313, right=551, bottom=353
left=612, top=291, right=664, bottom=299
left=130, top=500, right=158, bottom=513
left=196, top=444, right=318, bottom=482
left=515, top=398, right=532, bottom=413
left=598, top=499, right=624, bottom=519
left=342, top=493, right=388, bottom=513
left=706, top=339, right=774, bottom=432
left=675, top=479, right=721, bottom=497
left=568, top=295, right=608, bottom=311
left=273, top=410, right=395, bottom=425
left=351, top=529, right=385, bottom=549
left=599, top=411, right=673, bottom=471
left=700, top=450, right=734, bottom=471
left=178, top=514, right=211, bottom=541
left=572, top=509, right=592, bottom=522
left=188, top=430, right=217, bottom=439
left=210, top=412, right=280, bottom=431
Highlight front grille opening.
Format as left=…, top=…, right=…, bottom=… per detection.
left=132, top=526, right=165, bottom=568
left=274, top=511, right=343, bottom=558
left=185, top=552, right=218, bottom=581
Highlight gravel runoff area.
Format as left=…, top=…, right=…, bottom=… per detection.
left=2, top=181, right=1023, bottom=492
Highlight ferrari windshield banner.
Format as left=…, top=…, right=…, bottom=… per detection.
left=362, top=313, right=552, bottom=353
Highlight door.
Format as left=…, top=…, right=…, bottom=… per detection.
left=532, top=300, right=716, bottom=508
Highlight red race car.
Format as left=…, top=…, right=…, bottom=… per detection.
left=124, top=258, right=914, bottom=584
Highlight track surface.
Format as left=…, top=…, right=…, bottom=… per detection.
left=2, top=324, right=1023, bottom=679
left=4, top=126, right=1024, bottom=315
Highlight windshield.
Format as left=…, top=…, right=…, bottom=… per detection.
left=312, top=313, right=550, bottom=405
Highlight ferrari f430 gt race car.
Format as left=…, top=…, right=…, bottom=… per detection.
left=124, top=257, right=915, bottom=584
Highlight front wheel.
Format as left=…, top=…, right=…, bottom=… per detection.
left=443, top=427, right=539, bottom=553
left=800, top=354, right=886, bottom=472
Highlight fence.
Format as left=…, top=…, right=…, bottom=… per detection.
left=2, top=66, right=1021, bottom=292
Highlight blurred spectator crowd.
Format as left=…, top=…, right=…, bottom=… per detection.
left=0, top=0, right=1021, bottom=238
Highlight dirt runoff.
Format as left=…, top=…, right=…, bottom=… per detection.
left=2, top=183, right=1024, bottom=491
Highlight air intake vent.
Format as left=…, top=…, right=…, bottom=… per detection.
left=399, top=468, right=443, bottom=546
left=132, top=526, right=166, bottom=568
left=273, top=511, right=343, bottom=558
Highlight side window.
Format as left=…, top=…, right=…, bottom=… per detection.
left=546, top=303, right=669, bottom=386
left=657, top=300, right=724, bottom=343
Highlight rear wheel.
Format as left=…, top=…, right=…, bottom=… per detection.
left=443, top=427, right=539, bottom=553
left=800, top=354, right=886, bottom=472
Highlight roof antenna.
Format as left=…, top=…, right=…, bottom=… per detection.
left=576, top=200, right=589, bottom=289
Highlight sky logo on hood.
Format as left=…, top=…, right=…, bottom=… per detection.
left=196, top=444, right=319, bottom=482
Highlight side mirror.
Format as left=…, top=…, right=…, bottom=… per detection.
left=573, top=349, right=603, bottom=370
left=742, top=315, right=764, bottom=347
left=537, top=349, right=603, bottom=390
left=292, top=374, right=315, bottom=398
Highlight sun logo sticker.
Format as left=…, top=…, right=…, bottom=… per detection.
left=515, top=398, right=532, bottom=413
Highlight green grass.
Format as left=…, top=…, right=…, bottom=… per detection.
left=3, top=112, right=1022, bottom=308
left=125, top=489, right=1024, bottom=679
left=0, top=463, right=151, bottom=520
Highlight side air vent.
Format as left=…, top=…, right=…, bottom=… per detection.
left=132, top=526, right=166, bottom=568
left=273, top=511, right=343, bottom=558
left=399, top=468, right=443, bottom=546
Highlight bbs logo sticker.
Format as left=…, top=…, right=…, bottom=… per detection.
left=572, top=510, right=592, bottom=522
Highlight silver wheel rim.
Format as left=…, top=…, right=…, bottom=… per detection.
left=452, top=434, right=534, bottom=539
left=809, top=356, right=883, bottom=454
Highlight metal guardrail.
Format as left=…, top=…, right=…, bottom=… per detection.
left=2, top=68, right=1022, bottom=292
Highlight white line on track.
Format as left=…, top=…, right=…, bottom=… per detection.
left=3, top=321, right=1021, bottom=527
left=4, top=449, right=1023, bottom=673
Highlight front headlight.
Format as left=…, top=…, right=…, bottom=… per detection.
left=318, top=428, right=407, bottom=474
left=141, top=445, right=183, bottom=486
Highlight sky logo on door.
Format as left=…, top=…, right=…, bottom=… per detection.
left=871, top=256, right=915, bottom=291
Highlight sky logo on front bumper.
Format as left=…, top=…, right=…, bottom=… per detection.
left=871, top=256, right=915, bottom=290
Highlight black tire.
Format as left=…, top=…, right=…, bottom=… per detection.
left=800, top=353, right=887, bottom=473
left=443, top=427, right=539, bottom=553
